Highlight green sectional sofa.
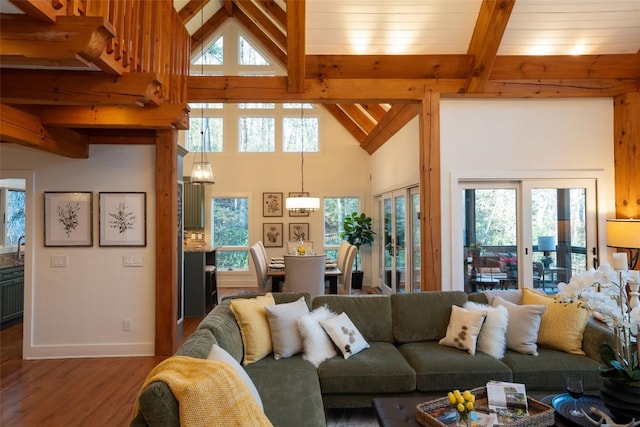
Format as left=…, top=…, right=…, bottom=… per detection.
left=131, top=290, right=613, bottom=427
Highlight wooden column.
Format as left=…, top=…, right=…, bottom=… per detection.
left=419, top=93, right=442, bottom=291
left=155, top=129, right=179, bottom=356
left=613, top=92, right=640, bottom=221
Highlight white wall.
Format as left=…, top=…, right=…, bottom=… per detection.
left=440, top=98, right=615, bottom=290
left=1, top=144, right=156, bottom=358
left=181, top=107, right=373, bottom=287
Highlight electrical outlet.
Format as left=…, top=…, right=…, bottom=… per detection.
left=123, top=319, right=132, bottom=332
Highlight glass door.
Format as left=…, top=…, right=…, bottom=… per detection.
left=410, top=188, right=421, bottom=292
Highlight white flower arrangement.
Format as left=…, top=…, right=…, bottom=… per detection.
left=556, top=263, right=640, bottom=381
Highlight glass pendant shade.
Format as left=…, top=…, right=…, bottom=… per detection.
left=190, top=161, right=215, bottom=184
left=285, top=196, right=320, bottom=213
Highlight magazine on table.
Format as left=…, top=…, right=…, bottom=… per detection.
left=486, top=381, right=529, bottom=420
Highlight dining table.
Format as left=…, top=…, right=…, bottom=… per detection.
left=267, top=256, right=342, bottom=294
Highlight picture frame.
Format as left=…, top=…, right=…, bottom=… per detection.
left=263, top=192, right=283, bottom=217
left=288, top=192, right=310, bottom=217
left=289, top=223, right=309, bottom=242
left=44, top=192, right=93, bottom=247
left=99, top=192, right=147, bottom=247
left=263, top=223, right=283, bottom=247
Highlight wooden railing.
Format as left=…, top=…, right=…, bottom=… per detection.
left=56, top=0, right=190, bottom=104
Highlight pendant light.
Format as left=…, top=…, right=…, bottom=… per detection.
left=285, top=105, right=319, bottom=213
left=190, top=0, right=215, bottom=185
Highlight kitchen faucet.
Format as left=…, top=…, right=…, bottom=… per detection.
left=16, top=235, right=25, bottom=262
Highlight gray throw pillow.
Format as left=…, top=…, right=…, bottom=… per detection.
left=264, top=296, right=309, bottom=359
left=491, top=296, right=546, bottom=356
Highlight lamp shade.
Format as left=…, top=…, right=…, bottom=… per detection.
left=190, top=161, right=215, bottom=185
left=537, top=236, right=556, bottom=251
left=607, top=219, right=640, bottom=249
left=285, top=196, right=319, bottom=212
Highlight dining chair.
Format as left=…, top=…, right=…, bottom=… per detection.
left=337, top=244, right=357, bottom=294
left=250, top=243, right=271, bottom=292
left=256, top=240, right=268, bottom=263
left=335, top=241, right=351, bottom=272
left=283, top=254, right=326, bottom=297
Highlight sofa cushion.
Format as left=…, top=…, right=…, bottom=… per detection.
left=245, top=355, right=326, bottom=427
left=318, top=342, right=416, bottom=394
left=197, top=299, right=246, bottom=363
left=391, top=292, right=469, bottom=343
left=399, top=341, right=512, bottom=392
left=175, top=328, right=216, bottom=359
left=501, top=347, right=604, bottom=392
left=492, top=296, right=546, bottom=356
left=207, top=344, right=264, bottom=410
left=265, top=296, right=309, bottom=359
left=521, top=288, right=589, bottom=355
left=321, top=312, right=370, bottom=359
left=312, top=295, right=394, bottom=343
left=230, top=293, right=276, bottom=365
left=439, top=305, right=487, bottom=355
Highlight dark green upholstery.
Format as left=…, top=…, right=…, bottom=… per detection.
left=398, top=341, right=513, bottom=392
left=391, top=291, right=468, bottom=343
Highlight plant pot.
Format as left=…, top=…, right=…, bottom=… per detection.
left=600, top=379, right=640, bottom=423
left=351, top=271, right=363, bottom=289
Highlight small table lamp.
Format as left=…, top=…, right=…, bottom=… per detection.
left=606, top=219, right=640, bottom=270
left=538, top=236, right=556, bottom=270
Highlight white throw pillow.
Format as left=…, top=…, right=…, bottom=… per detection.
left=491, top=296, right=546, bottom=356
left=320, top=312, right=370, bottom=359
left=297, top=305, right=338, bottom=367
left=439, top=305, right=487, bottom=355
left=464, top=301, right=509, bottom=359
left=264, top=296, right=309, bottom=359
left=207, top=344, right=264, bottom=410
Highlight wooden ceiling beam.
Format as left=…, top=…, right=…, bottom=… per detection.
left=360, top=103, right=388, bottom=123
left=0, top=70, right=163, bottom=106
left=0, top=104, right=89, bottom=158
left=191, top=7, right=228, bottom=56
left=338, top=104, right=376, bottom=134
left=361, top=103, right=421, bottom=154
left=476, top=79, right=640, bottom=98
left=40, top=104, right=190, bottom=130
left=491, top=54, right=640, bottom=80
left=233, top=4, right=287, bottom=67
left=256, top=1, right=286, bottom=30
left=286, top=0, right=305, bottom=93
left=323, top=104, right=367, bottom=144
left=178, top=0, right=208, bottom=24
left=306, top=55, right=474, bottom=80
left=235, top=0, right=286, bottom=50
left=0, top=15, right=117, bottom=72
left=9, top=0, right=59, bottom=22
left=465, top=0, right=515, bottom=93
left=188, top=76, right=464, bottom=102
left=223, top=0, right=233, bottom=16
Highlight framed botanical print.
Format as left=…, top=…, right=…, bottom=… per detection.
left=263, top=192, right=283, bottom=217
left=288, top=192, right=309, bottom=217
left=44, top=192, right=93, bottom=247
left=289, top=223, right=309, bottom=242
left=99, top=192, right=147, bottom=247
left=263, top=223, right=283, bottom=247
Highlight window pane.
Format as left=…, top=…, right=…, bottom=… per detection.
left=187, top=117, right=223, bottom=152
left=212, top=197, right=249, bottom=270
left=238, top=103, right=275, bottom=109
left=238, top=117, right=275, bottom=152
left=239, top=36, right=269, bottom=65
left=189, top=103, right=223, bottom=109
left=195, top=37, right=223, bottom=66
left=283, top=117, right=318, bottom=152
left=323, top=197, right=360, bottom=246
left=283, top=103, right=313, bottom=109
left=6, top=190, right=25, bottom=245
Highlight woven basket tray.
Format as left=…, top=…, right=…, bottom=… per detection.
left=416, top=387, right=554, bottom=427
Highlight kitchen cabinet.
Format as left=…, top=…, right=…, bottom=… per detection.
left=184, top=248, right=218, bottom=317
left=1, top=265, right=24, bottom=325
left=184, top=178, right=204, bottom=229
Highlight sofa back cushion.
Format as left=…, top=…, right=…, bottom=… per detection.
left=176, top=328, right=217, bottom=359
left=312, top=295, right=393, bottom=343
left=391, top=291, right=468, bottom=343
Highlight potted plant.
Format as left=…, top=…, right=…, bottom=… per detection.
left=340, top=212, right=375, bottom=289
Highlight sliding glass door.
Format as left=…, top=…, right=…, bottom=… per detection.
left=460, top=179, right=596, bottom=294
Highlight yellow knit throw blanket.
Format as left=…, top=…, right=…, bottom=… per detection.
left=132, top=355, right=272, bottom=427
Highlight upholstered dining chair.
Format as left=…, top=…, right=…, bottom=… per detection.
left=283, top=254, right=326, bottom=297
left=250, top=243, right=271, bottom=292
left=337, top=245, right=357, bottom=294
left=335, top=241, right=351, bottom=273
left=256, top=240, right=268, bottom=263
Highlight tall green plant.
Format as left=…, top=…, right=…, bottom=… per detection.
left=340, top=212, right=375, bottom=270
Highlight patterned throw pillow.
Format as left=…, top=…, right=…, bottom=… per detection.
left=438, top=305, right=487, bottom=355
left=320, top=312, right=370, bottom=359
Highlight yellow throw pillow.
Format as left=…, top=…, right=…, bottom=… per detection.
left=230, top=294, right=276, bottom=365
left=521, top=288, right=588, bottom=355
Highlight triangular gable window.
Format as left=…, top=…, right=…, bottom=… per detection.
left=194, top=36, right=223, bottom=67
left=239, top=36, right=269, bottom=66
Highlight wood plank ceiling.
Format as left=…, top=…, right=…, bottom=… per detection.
left=1, top=0, right=639, bottom=156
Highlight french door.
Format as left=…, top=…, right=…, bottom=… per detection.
left=378, top=187, right=420, bottom=294
left=458, top=179, right=597, bottom=294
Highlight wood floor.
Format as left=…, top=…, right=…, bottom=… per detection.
left=1, top=288, right=379, bottom=427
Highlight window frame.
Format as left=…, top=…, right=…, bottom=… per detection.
left=210, top=195, right=250, bottom=272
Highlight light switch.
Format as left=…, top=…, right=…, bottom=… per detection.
left=123, top=256, right=144, bottom=267
left=51, top=255, right=68, bottom=268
